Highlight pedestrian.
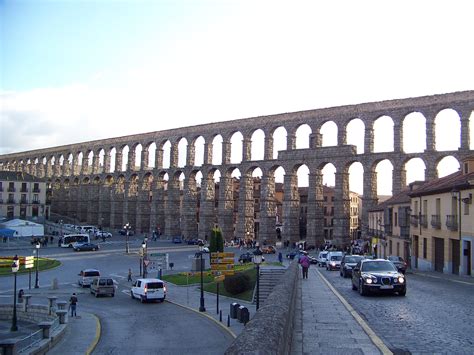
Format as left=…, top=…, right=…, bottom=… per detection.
left=69, top=293, right=78, bottom=317
left=127, top=268, right=133, bottom=282
left=299, top=251, right=311, bottom=279
left=18, top=289, right=24, bottom=303
left=50, top=235, right=54, bottom=244
left=278, top=252, right=283, bottom=263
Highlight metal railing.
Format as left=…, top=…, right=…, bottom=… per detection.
left=431, top=215, right=441, bottom=229
left=446, top=215, right=458, bottom=231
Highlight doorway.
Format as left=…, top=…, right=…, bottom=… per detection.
left=434, top=237, right=444, bottom=273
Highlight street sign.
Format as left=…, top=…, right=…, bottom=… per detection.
left=210, top=258, right=234, bottom=264
left=24, top=256, right=34, bottom=269
left=211, top=252, right=235, bottom=258
left=212, top=270, right=234, bottom=276
left=211, top=264, right=234, bottom=270
left=144, top=260, right=150, bottom=266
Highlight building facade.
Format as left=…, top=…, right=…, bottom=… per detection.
left=0, top=171, right=48, bottom=222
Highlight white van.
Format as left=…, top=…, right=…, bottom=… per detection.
left=131, top=278, right=167, bottom=303
left=78, top=269, right=101, bottom=287
left=326, top=251, right=343, bottom=271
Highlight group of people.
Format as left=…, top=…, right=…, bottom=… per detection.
left=30, top=236, right=53, bottom=247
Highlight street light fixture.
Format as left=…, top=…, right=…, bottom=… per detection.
left=253, top=246, right=263, bottom=310
left=11, top=255, right=19, bottom=331
left=35, top=242, right=40, bottom=288
left=124, top=223, right=131, bottom=254
left=198, top=241, right=206, bottom=312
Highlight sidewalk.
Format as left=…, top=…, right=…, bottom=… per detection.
left=292, top=267, right=388, bottom=355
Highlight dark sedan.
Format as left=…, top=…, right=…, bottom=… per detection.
left=387, top=255, right=408, bottom=274
left=73, top=243, right=100, bottom=252
left=352, top=259, right=406, bottom=296
left=238, top=252, right=265, bottom=263
left=340, top=255, right=364, bottom=278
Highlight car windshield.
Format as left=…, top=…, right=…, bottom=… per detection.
left=346, top=256, right=363, bottom=263
left=330, top=255, right=342, bottom=261
left=319, top=253, right=328, bottom=258
left=361, top=261, right=397, bottom=272
left=147, top=282, right=164, bottom=289
left=388, top=256, right=402, bottom=262
left=84, top=271, right=100, bottom=277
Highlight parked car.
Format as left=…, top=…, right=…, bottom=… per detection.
left=387, top=255, right=408, bottom=274
left=262, top=246, right=276, bottom=254
left=78, top=269, right=101, bottom=287
left=239, top=252, right=265, bottom=263
left=90, top=277, right=115, bottom=297
left=119, top=229, right=134, bottom=236
left=131, top=278, right=167, bottom=303
left=95, top=231, right=112, bottom=239
left=340, top=255, right=365, bottom=278
left=187, top=238, right=199, bottom=245
left=316, top=251, right=328, bottom=267
left=286, top=250, right=303, bottom=260
left=352, top=259, right=406, bottom=296
left=172, top=236, right=183, bottom=244
left=326, top=251, right=343, bottom=271
left=73, top=243, right=100, bottom=252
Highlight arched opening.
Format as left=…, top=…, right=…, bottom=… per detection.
left=437, top=156, right=460, bottom=178
left=405, top=158, right=426, bottom=185
left=178, top=138, right=188, bottom=168
left=295, top=124, right=311, bottom=149
left=403, top=112, right=426, bottom=153
left=346, top=119, right=365, bottom=154
left=212, top=135, right=223, bottom=165
left=251, top=129, right=265, bottom=161
left=194, top=136, right=205, bottom=167
left=272, top=127, right=287, bottom=159
left=435, top=109, right=461, bottom=151
left=147, top=143, right=156, bottom=169
left=349, top=162, right=364, bottom=195
left=230, top=132, right=243, bottom=164
left=374, top=115, right=394, bottom=153
left=321, top=121, right=338, bottom=147
left=376, top=160, right=393, bottom=196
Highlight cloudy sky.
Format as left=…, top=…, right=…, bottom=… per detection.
left=1, top=0, right=473, bottom=194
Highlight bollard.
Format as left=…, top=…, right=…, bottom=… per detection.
left=230, top=302, right=240, bottom=319
left=51, top=278, right=59, bottom=290
left=227, top=314, right=230, bottom=327
left=23, top=294, right=32, bottom=312
left=219, top=310, right=222, bottom=322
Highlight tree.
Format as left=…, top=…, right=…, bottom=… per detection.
left=210, top=227, right=224, bottom=253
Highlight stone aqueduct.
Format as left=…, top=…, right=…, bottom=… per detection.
left=1, top=91, right=473, bottom=247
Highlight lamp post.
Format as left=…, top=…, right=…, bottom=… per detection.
left=11, top=255, right=19, bottom=331
left=451, top=188, right=463, bottom=274
left=198, top=241, right=206, bottom=312
left=142, top=238, right=148, bottom=278
left=124, top=223, right=131, bottom=254
left=35, top=242, right=40, bottom=288
left=59, top=219, right=63, bottom=237
left=253, top=246, right=263, bottom=310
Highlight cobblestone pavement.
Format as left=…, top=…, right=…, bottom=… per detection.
left=319, top=268, right=474, bottom=354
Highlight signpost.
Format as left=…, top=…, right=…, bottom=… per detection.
left=149, top=253, right=169, bottom=279
left=210, top=252, right=235, bottom=314
left=24, top=256, right=34, bottom=290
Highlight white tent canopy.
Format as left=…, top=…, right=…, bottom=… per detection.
left=0, top=219, right=44, bottom=237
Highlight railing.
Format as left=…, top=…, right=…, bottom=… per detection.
left=7, top=186, right=16, bottom=192
left=20, top=187, right=28, bottom=192
left=431, top=215, right=441, bottom=229
left=20, top=198, right=28, bottom=204
left=33, top=188, right=41, bottom=193
left=446, top=215, right=458, bottom=231
left=410, top=215, right=419, bottom=227
left=400, top=226, right=410, bottom=239
left=32, top=200, right=40, bottom=204
left=419, top=215, right=428, bottom=228
left=7, top=198, right=15, bottom=204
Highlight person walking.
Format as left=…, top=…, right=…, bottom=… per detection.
left=127, top=268, right=133, bottom=282
left=69, top=293, right=78, bottom=317
left=299, top=251, right=311, bottom=279
left=278, top=252, right=283, bottom=264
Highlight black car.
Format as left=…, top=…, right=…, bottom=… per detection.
left=238, top=252, right=265, bottom=263
left=118, top=229, right=134, bottom=236
left=387, top=255, right=407, bottom=274
left=73, top=243, right=100, bottom=252
left=340, top=255, right=364, bottom=278
left=352, top=259, right=406, bottom=296
left=286, top=250, right=303, bottom=260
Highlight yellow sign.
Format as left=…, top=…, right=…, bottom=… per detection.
left=24, top=256, right=34, bottom=269
left=214, top=275, right=225, bottom=282
left=210, top=258, right=234, bottom=264
left=211, top=252, right=235, bottom=258
left=211, top=264, right=234, bottom=270
left=212, top=270, right=234, bottom=276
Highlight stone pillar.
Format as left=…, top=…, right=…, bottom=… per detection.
left=155, top=148, right=164, bottom=169
left=222, top=140, right=232, bottom=165
left=136, top=177, right=151, bottom=234
left=53, top=156, right=61, bottom=176
left=45, top=157, right=53, bottom=178
left=141, top=149, right=149, bottom=171
left=164, top=174, right=181, bottom=237
left=424, top=111, right=436, bottom=152
left=198, top=174, right=216, bottom=240
left=392, top=165, right=406, bottom=195
left=109, top=182, right=116, bottom=229
left=306, top=171, right=325, bottom=248
left=361, top=169, right=378, bottom=241
left=459, top=107, right=472, bottom=150
left=154, top=177, right=166, bottom=236
left=122, top=182, right=129, bottom=226
left=170, top=142, right=179, bottom=168
left=242, top=138, right=252, bottom=162
left=182, top=177, right=198, bottom=238
left=337, top=125, right=347, bottom=146
left=127, top=148, right=135, bottom=172
left=258, top=174, right=276, bottom=245
left=236, top=174, right=255, bottom=241
left=425, top=162, right=438, bottom=182
left=36, top=161, right=45, bottom=178
left=203, top=142, right=213, bottom=165
left=92, top=152, right=100, bottom=174
left=264, top=136, right=273, bottom=160
left=364, top=122, right=374, bottom=154
left=393, top=120, right=403, bottom=153
left=187, top=142, right=196, bottom=167
left=103, top=149, right=111, bottom=174
left=282, top=173, right=299, bottom=244
left=64, top=156, right=71, bottom=176
left=82, top=154, right=90, bottom=175
left=333, top=171, right=351, bottom=247
left=287, top=133, right=296, bottom=151
left=217, top=174, right=235, bottom=241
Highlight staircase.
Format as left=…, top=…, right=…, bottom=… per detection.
left=253, top=267, right=287, bottom=306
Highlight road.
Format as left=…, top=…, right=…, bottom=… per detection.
left=317, top=265, right=474, bottom=354
left=0, top=237, right=251, bottom=354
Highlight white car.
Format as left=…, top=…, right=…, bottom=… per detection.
left=78, top=269, right=101, bottom=287
left=326, top=251, right=343, bottom=271
left=131, top=278, right=167, bottom=303
left=96, top=231, right=112, bottom=239
left=317, top=251, right=328, bottom=267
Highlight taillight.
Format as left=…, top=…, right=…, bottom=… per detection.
left=163, top=285, right=167, bottom=292
left=144, top=285, right=147, bottom=293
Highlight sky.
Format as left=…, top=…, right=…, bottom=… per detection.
left=1, top=0, right=473, bottom=195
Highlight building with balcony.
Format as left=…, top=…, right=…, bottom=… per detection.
left=408, top=156, right=474, bottom=276
left=0, top=171, right=48, bottom=221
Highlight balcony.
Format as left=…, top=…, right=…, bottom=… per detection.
left=20, top=198, right=28, bottom=204
left=384, top=225, right=393, bottom=235
left=7, top=187, right=15, bottom=192
left=33, top=188, right=41, bottom=193
left=419, top=215, right=428, bottom=228
left=410, top=215, right=419, bottom=227
left=400, top=226, right=410, bottom=239
left=7, top=198, right=15, bottom=204
left=431, top=215, right=441, bottom=229
left=32, top=200, right=40, bottom=205
left=20, top=187, right=28, bottom=193
left=446, top=215, right=458, bottom=231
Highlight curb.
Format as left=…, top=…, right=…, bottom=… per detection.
left=165, top=299, right=237, bottom=339
left=85, top=313, right=101, bottom=355
left=316, top=269, right=393, bottom=355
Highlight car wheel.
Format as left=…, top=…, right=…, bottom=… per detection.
left=359, top=280, right=367, bottom=296
left=352, top=281, right=357, bottom=290
left=111, top=293, right=115, bottom=297
left=140, top=296, right=146, bottom=303
left=340, top=271, right=343, bottom=277
left=131, top=291, right=134, bottom=299
left=398, top=289, right=406, bottom=296
left=95, top=292, right=99, bottom=298
left=92, top=248, right=96, bottom=251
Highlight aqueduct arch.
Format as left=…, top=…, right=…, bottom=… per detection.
left=1, top=91, right=473, bottom=247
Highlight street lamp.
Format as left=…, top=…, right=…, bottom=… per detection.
left=59, top=219, right=63, bottom=237
left=124, top=223, right=131, bottom=254
left=11, top=255, right=19, bottom=331
left=35, top=242, right=40, bottom=288
left=253, top=246, right=263, bottom=310
left=198, top=241, right=206, bottom=312
left=142, top=239, right=147, bottom=278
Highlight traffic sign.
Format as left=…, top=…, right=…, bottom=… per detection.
left=144, top=260, right=150, bottom=266
left=211, top=252, right=234, bottom=258
left=25, top=256, right=34, bottom=269
left=210, top=258, right=234, bottom=264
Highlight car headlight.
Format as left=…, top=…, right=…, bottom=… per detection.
left=331, top=262, right=336, bottom=266
left=398, top=277, right=405, bottom=283
left=365, top=278, right=373, bottom=284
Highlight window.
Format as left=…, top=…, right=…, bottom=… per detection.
left=389, top=240, right=392, bottom=254
left=394, top=212, right=398, bottom=227
left=423, top=238, right=427, bottom=259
